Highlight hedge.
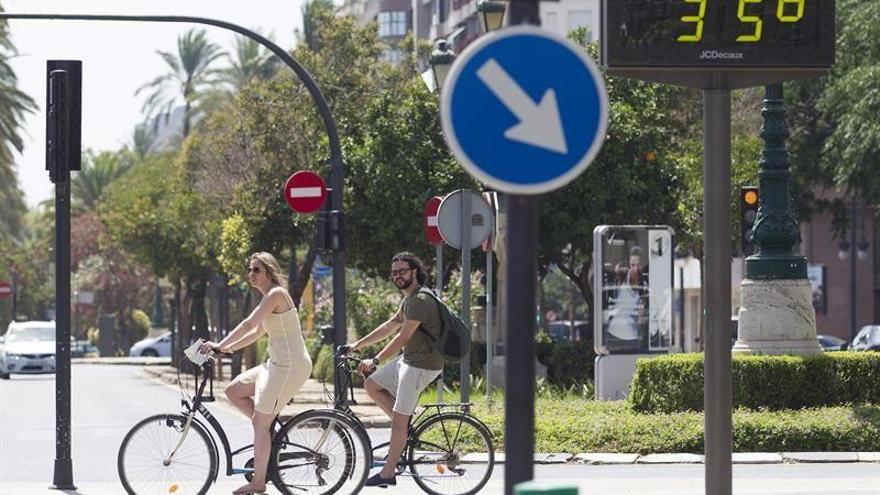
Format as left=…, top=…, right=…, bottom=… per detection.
left=629, top=352, right=880, bottom=413
left=536, top=340, right=596, bottom=387
left=470, top=396, right=880, bottom=454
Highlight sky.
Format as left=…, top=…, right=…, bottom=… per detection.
left=6, top=0, right=305, bottom=207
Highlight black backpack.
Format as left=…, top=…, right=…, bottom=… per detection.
left=418, top=287, right=471, bottom=363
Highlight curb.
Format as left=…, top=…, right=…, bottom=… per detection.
left=73, top=357, right=172, bottom=366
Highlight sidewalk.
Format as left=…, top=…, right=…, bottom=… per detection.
left=141, top=365, right=392, bottom=427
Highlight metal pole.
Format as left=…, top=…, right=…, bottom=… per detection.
left=850, top=202, right=857, bottom=342
left=703, top=89, right=732, bottom=495
left=485, top=246, right=493, bottom=397
left=503, top=2, right=540, bottom=494
left=11, top=270, right=17, bottom=319
left=679, top=265, right=685, bottom=351
left=504, top=195, right=537, bottom=495
left=460, top=191, right=472, bottom=403
left=436, top=244, right=444, bottom=403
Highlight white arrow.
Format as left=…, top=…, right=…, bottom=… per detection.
left=476, top=58, right=568, bottom=155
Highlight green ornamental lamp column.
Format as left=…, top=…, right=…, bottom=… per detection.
left=734, top=83, right=821, bottom=356
left=745, top=84, right=806, bottom=280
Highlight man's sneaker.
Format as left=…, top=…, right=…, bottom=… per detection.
left=364, top=472, right=397, bottom=488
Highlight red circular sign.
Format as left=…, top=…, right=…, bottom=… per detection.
left=424, top=196, right=444, bottom=246
left=0, top=282, right=12, bottom=300
left=284, top=171, right=327, bottom=214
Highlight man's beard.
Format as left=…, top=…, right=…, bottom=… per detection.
left=395, top=277, right=414, bottom=290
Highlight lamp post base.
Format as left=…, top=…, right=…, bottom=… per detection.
left=733, top=278, right=822, bottom=356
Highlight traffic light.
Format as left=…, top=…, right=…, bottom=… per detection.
left=740, top=186, right=759, bottom=256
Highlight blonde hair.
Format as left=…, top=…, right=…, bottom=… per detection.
left=250, top=252, right=288, bottom=288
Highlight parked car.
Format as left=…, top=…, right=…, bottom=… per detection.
left=817, top=334, right=848, bottom=351
left=129, top=332, right=171, bottom=357
left=547, top=320, right=591, bottom=343
left=0, top=321, right=57, bottom=379
left=70, top=340, right=100, bottom=358
left=850, top=325, right=880, bottom=352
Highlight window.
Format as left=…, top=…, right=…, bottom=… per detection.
left=543, top=12, right=558, bottom=32
left=567, top=10, right=593, bottom=39
left=378, top=11, right=408, bottom=37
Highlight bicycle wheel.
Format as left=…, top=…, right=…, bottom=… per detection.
left=118, top=413, right=217, bottom=495
left=408, top=412, right=494, bottom=495
left=271, top=409, right=370, bottom=495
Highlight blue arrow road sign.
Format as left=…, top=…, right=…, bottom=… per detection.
left=440, top=26, right=609, bottom=195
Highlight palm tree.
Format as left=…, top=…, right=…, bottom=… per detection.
left=130, top=122, right=157, bottom=161
left=0, top=14, right=37, bottom=241
left=301, top=0, right=335, bottom=50
left=135, top=28, right=225, bottom=139
left=219, top=34, right=279, bottom=91
left=71, top=150, right=134, bottom=214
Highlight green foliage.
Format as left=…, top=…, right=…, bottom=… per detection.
left=130, top=310, right=152, bottom=343
left=345, top=274, right=400, bottom=339
left=313, top=344, right=334, bottom=383
left=218, top=214, right=253, bottom=285
left=629, top=352, right=880, bottom=413
left=468, top=395, right=880, bottom=454
left=257, top=335, right=269, bottom=363
left=536, top=340, right=596, bottom=388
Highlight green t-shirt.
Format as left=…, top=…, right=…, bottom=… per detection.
left=400, top=289, right=444, bottom=370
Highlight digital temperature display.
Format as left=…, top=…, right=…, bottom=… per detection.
left=603, top=0, right=835, bottom=68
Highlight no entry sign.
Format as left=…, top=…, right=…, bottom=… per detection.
left=424, top=196, right=444, bottom=246
left=284, top=171, right=327, bottom=214
left=0, top=282, right=12, bottom=299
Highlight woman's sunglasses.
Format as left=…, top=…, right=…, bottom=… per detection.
left=247, top=266, right=261, bottom=274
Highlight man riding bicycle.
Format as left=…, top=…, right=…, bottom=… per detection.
left=342, top=252, right=444, bottom=488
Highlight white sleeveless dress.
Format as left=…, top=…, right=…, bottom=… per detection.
left=236, top=292, right=312, bottom=415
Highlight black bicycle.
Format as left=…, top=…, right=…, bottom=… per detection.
left=116, top=346, right=370, bottom=495
left=279, top=347, right=496, bottom=495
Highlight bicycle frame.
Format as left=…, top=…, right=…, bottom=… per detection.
left=332, top=353, right=475, bottom=470
left=178, top=360, right=259, bottom=477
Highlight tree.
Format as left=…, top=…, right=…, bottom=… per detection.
left=0, top=10, right=37, bottom=242
left=300, top=0, right=335, bottom=50
left=71, top=150, right=135, bottom=214
left=219, top=33, right=279, bottom=91
left=136, top=28, right=225, bottom=139
left=785, top=0, right=880, bottom=229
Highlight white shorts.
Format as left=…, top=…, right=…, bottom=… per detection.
left=368, top=355, right=442, bottom=415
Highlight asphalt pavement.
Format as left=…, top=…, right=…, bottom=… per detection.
left=1, top=364, right=878, bottom=495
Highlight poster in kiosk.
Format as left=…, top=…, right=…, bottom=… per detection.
left=593, top=225, right=674, bottom=400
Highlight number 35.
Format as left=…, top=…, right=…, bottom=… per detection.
left=677, top=0, right=806, bottom=43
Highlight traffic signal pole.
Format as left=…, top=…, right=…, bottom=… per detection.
left=47, top=61, right=81, bottom=491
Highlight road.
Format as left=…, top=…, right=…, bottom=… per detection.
left=1, top=365, right=878, bottom=495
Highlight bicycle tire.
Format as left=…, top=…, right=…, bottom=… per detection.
left=117, top=413, right=218, bottom=495
left=408, top=412, right=494, bottom=495
left=271, top=409, right=370, bottom=495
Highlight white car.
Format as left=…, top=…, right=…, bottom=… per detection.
left=129, top=332, right=171, bottom=357
left=0, top=321, right=57, bottom=379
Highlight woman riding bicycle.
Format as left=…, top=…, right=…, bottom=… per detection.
left=200, top=252, right=312, bottom=495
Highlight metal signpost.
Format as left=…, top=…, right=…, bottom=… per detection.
left=424, top=196, right=445, bottom=401
left=482, top=191, right=497, bottom=396
left=601, top=2, right=836, bottom=493
left=440, top=21, right=608, bottom=494
left=436, top=189, right=495, bottom=403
